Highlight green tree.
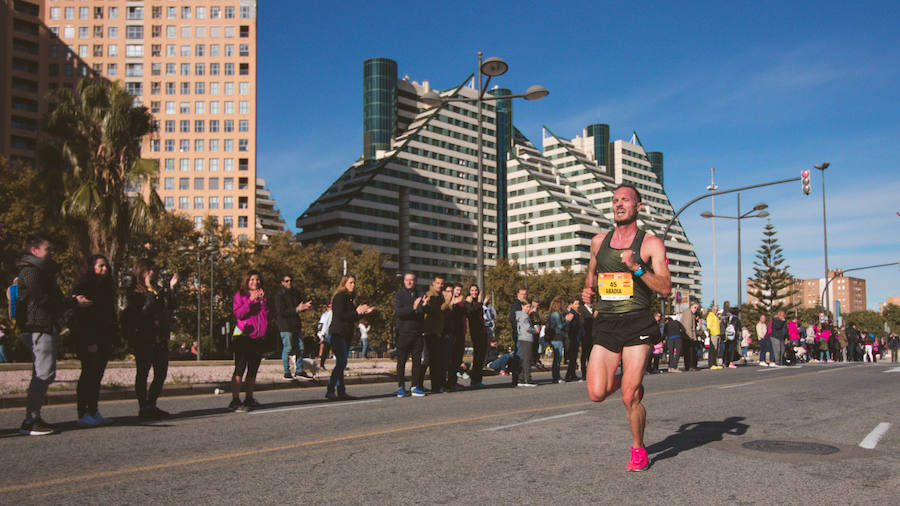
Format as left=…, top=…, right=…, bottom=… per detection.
left=40, top=78, right=162, bottom=268
left=845, top=310, right=886, bottom=337
left=748, top=221, right=798, bottom=319
left=883, top=303, right=900, bottom=334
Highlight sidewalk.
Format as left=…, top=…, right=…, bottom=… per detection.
left=0, top=358, right=401, bottom=409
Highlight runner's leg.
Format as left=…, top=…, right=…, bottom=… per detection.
left=621, top=344, right=651, bottom=448
left=586, top=344, right=622, bottom=402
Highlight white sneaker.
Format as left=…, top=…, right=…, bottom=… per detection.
left=759, top=362, right=768, bottom=367
left=517, top=382, right=537, bottom=387
left=77, top=414, right=101, bottom=426
left=91, top=412, right=113, bottom=425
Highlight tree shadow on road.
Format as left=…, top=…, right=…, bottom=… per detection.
left=647, top=416, right=749, bottom=463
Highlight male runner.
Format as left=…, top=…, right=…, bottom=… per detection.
left=582, top=184, right=671, bottom=471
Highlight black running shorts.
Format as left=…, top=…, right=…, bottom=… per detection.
left=592, top=310, right=661, bottom=353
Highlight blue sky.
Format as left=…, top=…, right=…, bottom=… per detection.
left=257, top=0, right=900, bottom=311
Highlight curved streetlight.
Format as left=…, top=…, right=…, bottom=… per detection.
left=814, top=162, right=831, bottom=315
left=701, top=194, right=768, bottom=320
left=421, top=52, right=549, bottom=291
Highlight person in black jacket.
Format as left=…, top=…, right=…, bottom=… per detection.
left=394, top=273, right=426, bottom=397
left=17, top=234, right=90, bottom=436
left=445, top=283, right=466, bottom=391
left=71, top=255, right=118, bottom=426
left=273, top=275, right=311, bottom=379
left=123, top=259, right=178, bottom=421
left=326, top=275, right=373, bottom=401
left=464, top=285, right=489, bottom=388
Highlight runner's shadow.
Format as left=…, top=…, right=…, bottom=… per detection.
left=647, top=416, right=749, bottom=463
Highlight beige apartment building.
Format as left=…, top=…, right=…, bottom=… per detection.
left=746, top=270, right=867, bottom=315
left=2, top=0, right=263, bottom=241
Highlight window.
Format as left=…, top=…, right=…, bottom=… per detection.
left=108, top=44, right=118, bottom=57
left=149, top=139, right=160, bottom=152
left=180, top=139, right=190, bottom=152
left=93, top=44, right=103, bottom=57
left=209, top=139, right=219, bottom=152
left=165, top=120, right=175, bottom=133
left=94, top=25, right=104, bottom=37
left=181, top=82, right=190, bottom=95
left=224, top=178, right=234, bottom=190
left=94, top=6, right=103, bottom=19
left=165, top=101, right=176, bottom=114
left=225, top=44, right=235, bottom=57
left=151, top=101, right=160, bottom=114
left=180, top=159, right=190, bottom=171
left=210, top=101, right=220, bottom=114
left=180, top=120, right=190, bottom=133
left=166, top=44, right=176, bottom=57
left=210, top=44, right=220, bottom=57
left=108, top=26, right=118, bottom=38
left=80, top=7, right=89, bottom=20
left=224, top=102, right=234, bottom=114
left=239, top=159, right=249, bottom=171
left=181, top=25, right=191, bottom=38
left=239, top=102, right=249, bottom=114
left=211, top=7, right=221, bottom=19
left=224, top=196, right=234, bottom=209
left=165, top=197, right=174, bottom=210
left=209, top=120, right=219, bottom=132
left=152, top=6, right=162, bottom=19
left=195, top=63, right=205, bottom=76
left=239, top=82, right=249, bottom=95
left=224, top=139, right=234, bottom=152
left=151, top=25, right=161, bottom=37
left=167, top=7, right=176, bottom=19
left=180, top=45, right=190, bottom=57
left=195, top=44, right=205, bottom=57
left=210, top=159, right=219, bottom=172
left=126, top=63, right=143, bottom=77
left=224, top=120, right=234, bottom=132
left=197, top=7, right=206, bottom=20
left=194, top=139, right=204, bottom=152
left=179, top=197, right=188, bottom=210
left=166, top=63, right=176, bottom=75
left=125, top=82, right=142, bottom=95
left=195, top=158, right=204, bottom=171
left=108, top=7, right=118, bottom=19
left=238, top=216, right=248, bottom=228
left=165, top=82, right=175, bottom=95
left=241, top=6, right=253, bottom=19
left=209, top=178, right=219, bottom=190
left=239, top=120, right=249, bottom=132
left=182, top=6, right=192, bottom=19
left=79, top=26, right=89, bottom=39
left=78, top=45, right=88, bottom=58
left=127, top=7, right=144, bottom=20
left=225, top=7, right=235, bottom=19
left=195, top=82, right=205, bottom=95
left=126, top=25, right=143, bottom=39
left=224, top=63, right=234, bottom=76
left=224, top=82, right=234, bottom=95
left=223, top=216, right=233, bottom=228
left=164, top=177, right=175, bottom=190
left=194, top=177, right=204, bottom=190
left=165, top=139, right=175, bottom=152
left=209, top=197, right=218, bottom=209
left=50, top=7, right=60, bottom=20
left=65, top=7, right=75, bottom=20
left=63, top=26, right=75, bottom=38
left=210, top=26, right=221, bottom=38
left=126, top=44, right=144, bottom=57
left=210, top=63, right=220, bottom=76
left=239, top=63, right=249, bottom=76
left=166, top=25, right=176, bottom=38
left=240, top=44, right=250, bottom=57
left=151, top=82, right=161, bottom=95
left=239, top=140, right=248, bottom=152
left=180, top=63, right=190, bottom=76
left=152, top=45, right=162, bottom=58
left=224, top=159, right=234, bottom=172
left=240, top=25, right=249, bottom=38
left=238, top=197, right=248, bottom=208
left=151, top=62, right=161, bottom=75
left=225, top=26, right=235, bottom=38
left=195, top=26, right=206, bottom=38
left=195, top=101, right=205, bottom=114
left=180, top=102, right=190, bottom=113
left=179, top=177, right=189, bottom=190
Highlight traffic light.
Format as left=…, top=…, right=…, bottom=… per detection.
left=801, top=169, right=811, bottom=195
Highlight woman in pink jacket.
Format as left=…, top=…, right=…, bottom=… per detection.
left=230, top=270, right=270, bottom=412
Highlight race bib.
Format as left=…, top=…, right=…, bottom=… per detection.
left=596, top=272, right=633, bottom=300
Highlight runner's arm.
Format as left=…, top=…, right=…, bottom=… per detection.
left=581, top=233, right=605, bottom=303
left=637, top=235, right=671, bottom=297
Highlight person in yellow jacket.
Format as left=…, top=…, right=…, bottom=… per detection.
left=706, top=306, right=723, bottom=370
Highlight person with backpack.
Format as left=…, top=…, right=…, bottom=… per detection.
left=70, top=255, right=118, bottom=426
left=17, top=235, right=92, bottom=435
left=721, top=308, right=741, bottom=369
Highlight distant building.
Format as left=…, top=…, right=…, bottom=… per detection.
left=747, top=270, right=867, bottom=315
left=254, top=177, right=286, bottom=244
left=878, top=296, right=900, bottom=312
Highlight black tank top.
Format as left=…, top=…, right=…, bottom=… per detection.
left=593, top=229, right=653, bottom=314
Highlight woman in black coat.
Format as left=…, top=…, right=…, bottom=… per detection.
left=71, top=255, right=118, bottom=425
left=326, top=275, right=373, bottom=400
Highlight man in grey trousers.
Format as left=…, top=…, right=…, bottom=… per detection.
left=16, top=235, right=90, bottom=435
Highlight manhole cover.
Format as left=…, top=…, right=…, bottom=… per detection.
left=742, top=440, right=840, bottom=455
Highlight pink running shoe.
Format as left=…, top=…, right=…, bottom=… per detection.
left=626, top=446, right=650, bottom=471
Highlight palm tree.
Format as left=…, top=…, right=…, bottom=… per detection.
left=40, top=78, right=163, bottom=266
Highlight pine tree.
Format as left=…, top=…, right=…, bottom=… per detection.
left=749, top=221, right=798, bottom=317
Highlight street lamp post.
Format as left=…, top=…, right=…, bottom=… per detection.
left=521, top=219, right=531, bottom=290
left=701, top=193, right=769, bottom=318
left=421, top=53, right=548, bottom=291
left=179, top=239, right=219, bottom=360
left=814, top=162, right=830, bottom=315
left=707, top=167, right=719, bottom=306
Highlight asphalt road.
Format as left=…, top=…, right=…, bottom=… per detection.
left=1, top=361, right=897, bottom=504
